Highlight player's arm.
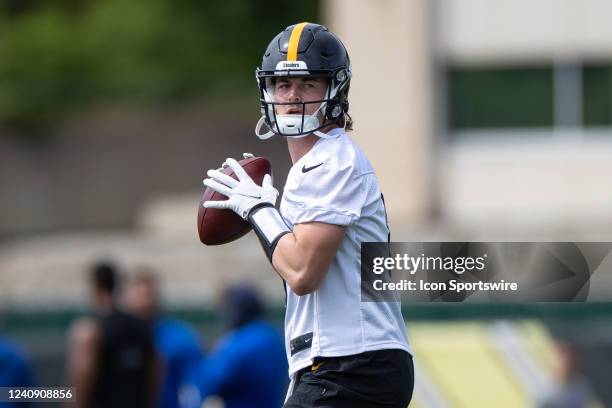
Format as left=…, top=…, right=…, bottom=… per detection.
left=272, top=222, right=345, bottom=295
left=203, top=156, right=349, bottom=294
left=65, top=318, right=100, bottom=408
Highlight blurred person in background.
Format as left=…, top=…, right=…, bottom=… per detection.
left=538, top=340, right=600, bottom=408
left=123, top=268, right=204, bottom=408
left=65, top=261, right=158, bottom=408
left=0, top=333, right=36, bottom=408
left=181, top=283, right=287, bottom=408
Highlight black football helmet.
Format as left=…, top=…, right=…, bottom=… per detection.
left=255, top=22, right=352, bottom=139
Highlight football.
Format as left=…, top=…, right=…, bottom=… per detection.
left=198, top=156, right=272, bottom=245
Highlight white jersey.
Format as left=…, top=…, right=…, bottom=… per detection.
left=279, top=128, right=411, bottom=377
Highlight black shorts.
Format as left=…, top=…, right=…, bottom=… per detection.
left=283, top=349, right=414, bottom=408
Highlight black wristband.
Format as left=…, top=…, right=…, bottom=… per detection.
left=247, top=203, right=291, bottom=261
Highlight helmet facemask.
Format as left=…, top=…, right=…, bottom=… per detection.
left=255, top=67, right=351, bottom=140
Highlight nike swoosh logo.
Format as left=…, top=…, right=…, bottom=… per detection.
left=311, top=362, right=325, bottom=371
left=302, top=163, right=324, bottom=173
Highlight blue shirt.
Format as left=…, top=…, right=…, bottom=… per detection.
left=154, top=319, right=203, bottom=408
left=187, top=320, right=287, bottom=408
left=0, top=338, right=36, bottom=408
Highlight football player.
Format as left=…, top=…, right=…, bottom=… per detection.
left=203, top=23, right=413, bottom=407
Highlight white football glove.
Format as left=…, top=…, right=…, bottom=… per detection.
left=203, top=156, right=278, bottom=219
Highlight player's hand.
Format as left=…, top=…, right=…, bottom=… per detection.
left=203, top=157, right=278, bottom=219
left=213, top=153, right=252, bottom=171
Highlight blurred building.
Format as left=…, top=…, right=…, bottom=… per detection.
left=326, top=0, right=612, bottom=238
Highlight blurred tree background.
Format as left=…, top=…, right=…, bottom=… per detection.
left=0, top=0, right=320, bottom=237
left=0, top=0, right=320, bottom=129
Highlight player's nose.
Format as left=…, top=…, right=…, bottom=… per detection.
left=286, top=86, right=302, bottom=102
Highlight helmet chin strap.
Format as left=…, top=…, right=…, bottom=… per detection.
left=254, top=115, right=341, bottom=140
left=276, top=114, right=320, bottom=137
left=254, top=115, right=312, bottom=140
left=254, top=116, right=275, bottom=140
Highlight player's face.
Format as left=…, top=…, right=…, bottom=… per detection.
left=273, top=77, right=329, bottom=116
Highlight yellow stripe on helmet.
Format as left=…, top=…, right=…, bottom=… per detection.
left=287, top=22, right=308, bottom=61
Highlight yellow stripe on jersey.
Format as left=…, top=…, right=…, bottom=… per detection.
left=287, top=22, right=308, bottom=61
